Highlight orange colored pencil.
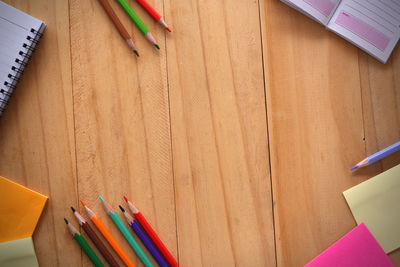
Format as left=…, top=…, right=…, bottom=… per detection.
left=80, top=200, right=136, bottom=267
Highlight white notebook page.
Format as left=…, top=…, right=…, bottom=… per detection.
left=0, top=1, right=45, bottom=115
left=0, top=1, right=43, bottom=31
left=282, top=0, right=342, bottom=25
left=327, top=0, right=400, bottom=63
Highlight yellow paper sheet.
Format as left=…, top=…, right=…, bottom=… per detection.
left=343, top=164, right=400, bottom=253
left=0, top=237, right=39, bottom=267
left=0, top=176, right=48, bottom=243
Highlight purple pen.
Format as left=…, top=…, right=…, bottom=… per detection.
left=119, top=205, right=169, bottom=267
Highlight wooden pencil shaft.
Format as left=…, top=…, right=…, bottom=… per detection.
left=109, top=211, right=154, bottom=267
left=67, top=222, right=79, bottom=235
left=144, top=32, right=157, bottom=46
left=135, top=0, right=170, bottom=31
left=82, top=222, right=120, bottom=267
left=135, top=0, right=161, bottom=21
left=369, top=141, right=400, bottom=164
left=91, top=216, right=137, bottom=267
left=158, top=18, right=169, bottom=29
left=116, top=0, right=150, bottom=35
left=352, top=141, right=400, bottom=169
left=126, top=200, right=139, bottom=214
left=83, top=204, right=96, bottom=219
left=130, top=220, right=169, bottom=267
left=81, top=202, right=136, bottom=267
left=135, top=212, right=179, bottom=267
left=74, top=233, right=105, bottom=267
left=73, top=210, right=86, bottom=225
left=120, top=205, right=169, bottom=267
left=122, top=210, right=134, bottom=224
left=101, top=198, right=114, bottom=213
left=65, top=218, right=105, bottom=267
left=97, top=0, right=131, bottom=40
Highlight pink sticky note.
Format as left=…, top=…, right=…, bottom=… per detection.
left=305, top=223, right=394, bottom=267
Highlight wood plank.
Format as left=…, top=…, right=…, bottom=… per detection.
left=260, top=1, right=400, bottom=266
left=0, top=0, right=78, bottom=266
left=2, top=1, right=398, bottom=266
left=260, top=1, right=368, bottom=266
left=358, top=47, right=400, bottom=263
left=164, top=0, right=276, bottom=266
left=69, top=0, right=176, bottom=266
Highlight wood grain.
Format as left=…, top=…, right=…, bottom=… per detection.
left=260, top=0, right=400, bottom=266
left=165, top=0, right=276, bottom=266
left=69, top=0, right=176, bottom=266
left=0, top=0, right=399, bottom=266
left=358, top=47, right=400, bottom=262
left=0, top=0, right=78, bottom=266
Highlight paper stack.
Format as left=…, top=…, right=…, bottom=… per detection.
left=343, top=164, right=400, bottom=253
left=0, top=176, right=48, bottom=267
left=306, top=164, right=400, bottom=266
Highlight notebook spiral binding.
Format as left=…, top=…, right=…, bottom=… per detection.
left=0, top=27, right=44, bottom=115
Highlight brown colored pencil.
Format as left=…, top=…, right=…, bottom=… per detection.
left=97, top=0, right=139, bottom=56
left=71, top=207, right=120, bottom=267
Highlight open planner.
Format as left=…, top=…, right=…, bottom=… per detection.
left=0, top=1, right=45, bottom=117
left=281, top=0, right=400, bottom=63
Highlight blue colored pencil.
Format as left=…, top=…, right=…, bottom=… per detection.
left=351, top=141, right=400, bottom=170
left=119, top=205, right=169, bottom=267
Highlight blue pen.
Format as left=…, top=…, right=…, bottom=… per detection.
left=119, top=205, right=169, bottom=267
left=351, top=141, right=400, bottom=170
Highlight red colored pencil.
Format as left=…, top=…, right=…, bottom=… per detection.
left=134, top=0, right=171, bottom=32
left=123, top=196, right=179, bottom=267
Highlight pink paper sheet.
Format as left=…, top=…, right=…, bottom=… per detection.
left=305, top=223, right=394, bottom=267
left=335, top=11, right=390, bottom=51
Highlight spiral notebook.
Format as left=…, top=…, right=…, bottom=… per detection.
left=0, top=1, right=45, bottom=117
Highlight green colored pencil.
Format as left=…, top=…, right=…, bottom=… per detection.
left=64, top=218, right=105, bottom=267
left=99, top=196, right=154, bottom=267
left=116, top=0, right=159, bottom=49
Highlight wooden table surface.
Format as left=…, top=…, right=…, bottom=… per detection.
left=0, top=0, right=399, bottom=266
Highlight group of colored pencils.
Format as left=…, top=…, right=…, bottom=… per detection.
left=97, top=0, right=171, bottom=56
left=64, top=196, right=178, bottom=267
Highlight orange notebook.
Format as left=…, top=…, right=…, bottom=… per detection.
left=0, top=176, right=48, bottom=242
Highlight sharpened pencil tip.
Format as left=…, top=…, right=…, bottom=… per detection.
left=134, top=50, right=139, bottom=57
left=71, top=207, right=75, bottom=212
left=155, top=44, right=160, bottom=50
left=64, top=218, right=68, bottom=224
left=166, top=27, right=171, bottom=32
left=80, top=200, right=86, bottom=207
left=99, top=195, right=104, bottom=201
left=119, top=205, right=125, bottom=212
left=350, top=166, right=358, bottom=171
left=123, top=196, right=128, bottom=202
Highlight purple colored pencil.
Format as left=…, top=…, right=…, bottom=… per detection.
left=119, top=206, right=169, bottom=267
left=351, top=141, right=400, bottom=170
